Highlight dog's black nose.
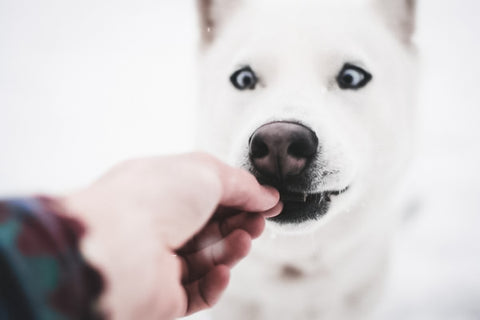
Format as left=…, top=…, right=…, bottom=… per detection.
left=249, top=122, right=318, bottom=181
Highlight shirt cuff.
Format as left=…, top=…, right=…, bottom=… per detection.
left=0, top=196, right=104, bottom=320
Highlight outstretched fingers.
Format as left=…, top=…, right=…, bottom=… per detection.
left=178, top=212, right=266, bottom=255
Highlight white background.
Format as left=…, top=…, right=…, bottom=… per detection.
left=0, top=0, right=198, bottom=195
left=1, top=0, right=479, bottom=318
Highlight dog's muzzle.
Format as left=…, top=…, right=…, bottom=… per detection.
left=248, top=121, right=332, bottom=224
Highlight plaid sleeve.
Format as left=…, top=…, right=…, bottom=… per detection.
left=0, top=197, right=104, bottom=320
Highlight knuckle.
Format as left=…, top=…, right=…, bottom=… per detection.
left=187, top=153, right=223, bottom=194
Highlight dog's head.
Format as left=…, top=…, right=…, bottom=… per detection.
left=196, top=0, right=417, bottom=231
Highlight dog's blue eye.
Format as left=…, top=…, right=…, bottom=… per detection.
left=337, top=64, right=372, bottom=90
left=230, top=66, right=257, bottom=90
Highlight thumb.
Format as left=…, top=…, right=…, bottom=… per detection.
left=160, top=153, right=279, bottom=249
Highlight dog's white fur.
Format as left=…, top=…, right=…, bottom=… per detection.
left=196, top=0, right=417, bottom=319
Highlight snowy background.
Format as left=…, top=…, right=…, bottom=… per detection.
left=1, top=0, right=479, bottom=319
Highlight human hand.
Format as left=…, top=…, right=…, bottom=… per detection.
left=60, top=153, right=281, bottom=319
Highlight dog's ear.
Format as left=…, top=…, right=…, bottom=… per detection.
left=197, top=0, right=242, bottom=44
left=374, top=0, right=416, bottom=44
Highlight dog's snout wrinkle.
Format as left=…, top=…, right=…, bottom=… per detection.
left=249, top=122, right=318, bottom=182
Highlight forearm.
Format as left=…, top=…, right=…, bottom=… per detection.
left=0, top=197, right=104, bottom=320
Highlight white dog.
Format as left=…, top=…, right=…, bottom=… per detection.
left=195, top=0, right=417, bottom=319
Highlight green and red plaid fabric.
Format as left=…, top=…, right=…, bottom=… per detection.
left=0, top=197, right=104, bottom=320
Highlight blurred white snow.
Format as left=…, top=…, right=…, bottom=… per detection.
left=1, top=0, right=479, bottom=318
left=375, top=0, right=480, bottom=318
left=0, top=0, right=198, bottom=195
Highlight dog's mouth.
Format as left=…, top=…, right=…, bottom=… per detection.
left=268, top=187, right=349, bottom=224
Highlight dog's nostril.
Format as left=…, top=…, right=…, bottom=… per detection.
left=250, top=136, right=269, bottom=159
left=288, top=138, right=317, bottom=158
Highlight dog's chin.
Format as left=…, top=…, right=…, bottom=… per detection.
left=268, top=188, right=348, bottom=225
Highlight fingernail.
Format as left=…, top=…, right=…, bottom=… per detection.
left=262, top=201, right=283, bottom=218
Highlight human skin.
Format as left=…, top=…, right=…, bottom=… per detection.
left=60, top=152, right=282, bottom=319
